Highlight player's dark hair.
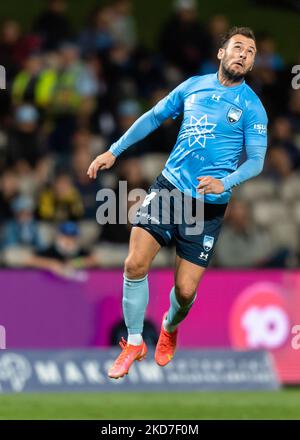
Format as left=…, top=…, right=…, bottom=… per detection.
left=220, top=26, right=256, bottom=48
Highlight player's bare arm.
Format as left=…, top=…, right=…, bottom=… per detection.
left=87, top=151, right=117, bottom=179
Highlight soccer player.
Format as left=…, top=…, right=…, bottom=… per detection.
left=87, top=27, right=268, bottom=378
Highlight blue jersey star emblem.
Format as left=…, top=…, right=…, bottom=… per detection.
left=187, top=115, right=216, bottom=148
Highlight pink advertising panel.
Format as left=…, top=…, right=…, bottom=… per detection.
left=0, top=269, right=299, bottom=383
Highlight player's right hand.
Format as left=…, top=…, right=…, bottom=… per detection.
left=87, top=151, right=116, bottom=179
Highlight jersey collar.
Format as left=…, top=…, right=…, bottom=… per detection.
left=214, top=71, right=245, bottom=90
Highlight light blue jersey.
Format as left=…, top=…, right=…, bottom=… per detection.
left=109, top=72, right=268, bottom=203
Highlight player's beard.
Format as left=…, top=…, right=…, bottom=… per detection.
left=221, top=59, right=247, bottom=83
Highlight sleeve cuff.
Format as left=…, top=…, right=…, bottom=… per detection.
left=108, top=144, right=119, bottom=157
left=220, top=176, right=231, bottom=192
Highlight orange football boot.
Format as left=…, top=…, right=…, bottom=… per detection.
left=155, top=312, right=178, bottom=366
left=108, top=337, right=147, bottom=379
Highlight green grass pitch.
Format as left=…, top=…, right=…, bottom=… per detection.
left=0, top=389, right=299, bottom=420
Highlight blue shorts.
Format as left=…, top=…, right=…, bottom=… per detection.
left=133, top=173, right=227, bottom=267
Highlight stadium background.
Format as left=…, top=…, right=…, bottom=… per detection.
left=0, top=0, right=300, bottom=420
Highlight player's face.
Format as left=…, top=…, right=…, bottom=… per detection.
left=218, top=34, right=256, bottom=80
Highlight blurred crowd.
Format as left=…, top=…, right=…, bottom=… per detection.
left=0, top=0, right=300, bottom=272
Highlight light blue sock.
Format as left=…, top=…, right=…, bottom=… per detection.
left=123, top=273, right=149, bottom=335
left=164, top=286, right=197, bottom=333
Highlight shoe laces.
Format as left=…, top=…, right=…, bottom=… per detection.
left=159, top=329, right=177, bottom=352
left=119, top=336, right=127, bottom=350
left=114, top=337, right=135, bottom=365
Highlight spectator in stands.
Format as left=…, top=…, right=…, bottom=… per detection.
left=215, top=199, right=290, bottom=268
left=6, top=104, right=45, bottom=169
left=0, top=170, right=20, bottom=222
left=255, top=32, right=284, bottom=71
left=11, top=52, right=56, bottom=109
left=199, top=14, right=229, bottom=75
left=265, top=145, right=295, bottom=182
left=207, top=14, right=230, bottom=56
left=249, top=33, right=284, bottom=118
left=79, top=1, right=137, bottom=56
left=0, top=20, right=23, bottom=80
left=24, top=221, right=99, bottom=276
left=103, top=42, right=136, bottom=101
left=270, top=116, right=300, bottom=169
left=38, top=172, right=84, bottom=221
left=48, top=42, right=99, bottom=155
left=287, top=89, right=300, bottom=136
left=159, top=0, right=209, bottom=74
left=2, top=195, right=44, bottom=250
left=109, top=0, right=137, bottom=50
left=33, top=0, right=72, bottom=51
left=71, top=126, right=106, bottom=159
left=0, top=19, right=40, bottom=81
left=78, top=5, right=115, bottom=56
left=118, top=156, right=150, bottom=193
left=109, top=100, right=145, bottom=158
left=71, top=145, right=100, bottom=219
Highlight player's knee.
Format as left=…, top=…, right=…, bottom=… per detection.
left=124, top=256, right=148, bottom=279
left=174, top=283, right=196, bottom=306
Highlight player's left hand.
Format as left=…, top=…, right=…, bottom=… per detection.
left=196, top=176, right=225, bottom=194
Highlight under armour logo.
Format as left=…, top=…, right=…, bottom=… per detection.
left=212, top=94, right=221, bottom=101
left=199, top=252, right=208, bottom=260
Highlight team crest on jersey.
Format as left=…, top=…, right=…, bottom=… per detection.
left=227, top=106, right=243, bottom=123
left=203, top=235, right=214, bottom=251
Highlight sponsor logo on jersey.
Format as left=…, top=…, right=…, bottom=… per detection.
left=254, top=123, right=267, bottom=134
left=187, top=115, right=216, bottom=148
